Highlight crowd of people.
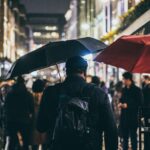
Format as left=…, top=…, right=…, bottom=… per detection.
left=0, top=56, right=150, bottom=150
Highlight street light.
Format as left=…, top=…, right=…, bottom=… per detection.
left=45, top=26, right=57, bottom=31
left=83, top=54, right=93, bottom=60
left=33, top=32, right=42, bottom=37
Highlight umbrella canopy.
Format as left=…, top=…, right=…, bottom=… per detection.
left=6, top=37, right=107, bottom=79
left=95, top=35, right=150, bottom=73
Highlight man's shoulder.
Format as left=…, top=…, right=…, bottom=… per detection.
left=85, top=83, right=107, bottom=99
left=133, top=84, right=141, bottom=91
left=45, top=83, right=62, bottom=91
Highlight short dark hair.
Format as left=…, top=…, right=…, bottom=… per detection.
left=32, top=79, right=45, bottom=93
left=91, top=76, right=100, bottom=85
left=122, top=72, right=133, bottom=81
left=143, top=75, right=150, bottom=80
left=66, top=56, right=88, bottom=76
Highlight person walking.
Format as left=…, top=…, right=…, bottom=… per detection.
left=37, top=56, right=118, bottom=150
left=100, top=81, right=108, bottom=94
left=118, top=72, right=143, bottom=150
left=4, top=76, right=34, bottom=150
left=31, top=79, right=47, bottom=150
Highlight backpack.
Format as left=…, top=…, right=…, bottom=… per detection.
left=51, top=84, right=94, bottom=150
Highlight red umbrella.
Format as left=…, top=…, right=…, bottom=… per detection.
left=95, top=35, right=150, bottom=73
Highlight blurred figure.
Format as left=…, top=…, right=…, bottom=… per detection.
left=31, top=79, right=47, bottom=150
left=91, top=76, right=101, bottom=87
left=142, top=75, right=150, bottom=150
left=0, top=82, right=11, bottom=148
left=142, top=75, right=149, bottom=89
left=112, top=81, right=123, bottom=125
left=115, top=81, right=123, bottom=93
left=0, top=83, right=5, bottom=129
left=100, top=81, right=108, bottom=94
left=0, top=82, right=5, bottom=149
left=109, top=81, right=115, bottom=98
left=118, top=72, right=143, bottom=150
left=4, top=76, right=34, bottom=150
left=32, top=79, right=45, bottom=94
left=112, top=81, right=123, bottom=149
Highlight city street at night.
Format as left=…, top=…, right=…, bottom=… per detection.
left=0, top=0, right=150, bottom=150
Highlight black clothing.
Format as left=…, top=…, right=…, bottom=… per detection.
left=5, top=123, right=31, bottom=150
left=37, top=75, right=118, bottom=150
left=4, top=83, right=34, bottom=150
left=120, top=84, right=143, bottom=128
left=122, top=127, right=137, bottom=150
left=5, top=83, right=34, bottom=125
left=142, top=83, right=150, bottom=150
left=142, top=83, right=150, bottom=117
left=120, top=84, right=143, bottom=150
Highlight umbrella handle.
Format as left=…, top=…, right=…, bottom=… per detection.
left=56, top=64, right=62, bottom=82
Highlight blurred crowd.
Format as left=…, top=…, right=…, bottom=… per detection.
left=0, top=73, right=150, bottom=150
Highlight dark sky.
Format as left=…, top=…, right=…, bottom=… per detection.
left=20, top=0, right=71, bottom=14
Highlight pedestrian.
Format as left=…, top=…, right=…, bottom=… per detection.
left=4, top=76, right=34, bottom=150
left=91, top=76, right=101, bottom=87
left=142, top=75, right=150, bottom=150
left=0, top=81, right=12, bottom=149
left=100, top=81, right=108, bottom=94
left=142, top=75, right=149, bottom=89
left=31, top=79, right=47, bottom=150
left=118, top=72, right=143, bottom=150
left=37, top=56, right=118, bottom=150
left=109, top=80, right=115, bottom=98
left=112, top=81, right=123, bottom=125
left=112, top=81, right=123, bottom=149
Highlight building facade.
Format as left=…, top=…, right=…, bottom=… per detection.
left=65, top=0, right=149, bottom=84
left=0, top=0, right=31, bottom=78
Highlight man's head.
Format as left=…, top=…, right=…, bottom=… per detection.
left=91, top=76, right=100, bottom=86
left=32, top=79, right=45, bottom=93
left=66, top=56, right=88, bottom=78
left=143, top=75, right=150, bottom=84
left=122, top=72, right=133, bottom=87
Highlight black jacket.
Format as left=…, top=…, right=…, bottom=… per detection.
left=5, top=83, right=34, bottom=125
left=142, top=83, right=150, bottom=118
left=37, top=75, right=118, bottom=150
left=120, top=84, right=143, bottom=129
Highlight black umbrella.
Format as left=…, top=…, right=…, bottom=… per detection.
left=6, top=37, right=107, bottom=79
